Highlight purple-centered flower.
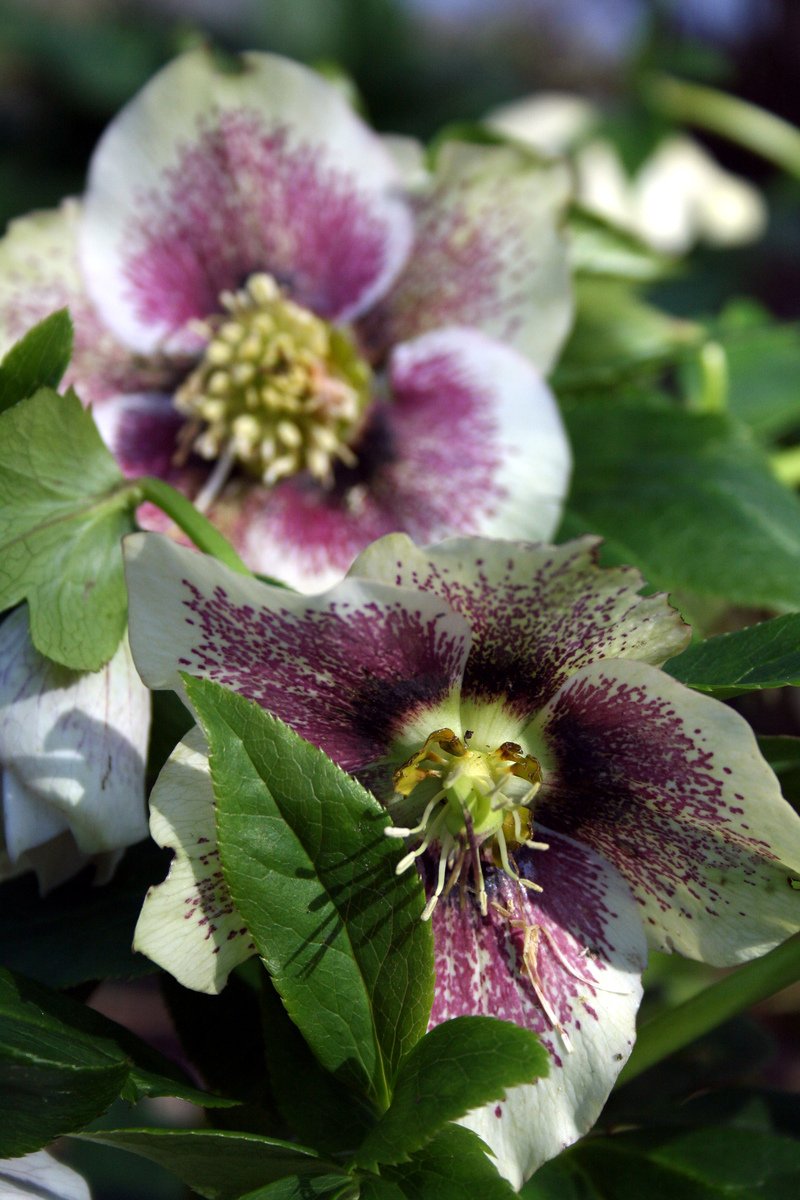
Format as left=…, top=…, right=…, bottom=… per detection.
left=125, top=531, right=800, bottom=1188
left=0, top=50, right=573, bottom=591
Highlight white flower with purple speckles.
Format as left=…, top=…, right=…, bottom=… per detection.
left=124, top=530, right=800, bottom=1188
left=0, top=607, right=150, bottom=891
left=0, top=49, right=573, bottom=592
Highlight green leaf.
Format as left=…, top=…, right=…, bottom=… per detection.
left=77, top=1129, right=337, bottom=1200
left=665, top=614, right=800, bottom=697
left=258, top=968, right=378, bottom=1154
left=758, top=736, right=800, bottom=812
left=240, top=1180, right=356, bottom=1200
left=0, top=967, right=232, bottom=1147
left=0, top=387, right=137, bottom=668
left=567, top=206, right=673, bottom=282
left=560, top=403, right=800, bottom=611
left=0, top=968, right=129, bottom=1155
left=0, top=309, right=73, bottom=412
left=553, top=279, right=702, bottom=392
left=355, top=1017, right=548, bottom=1167
left=378, top=1124, right=517, bottom=1200
left=521, top=1128, right=800, bottom=1199
left=716, top=302, right=800, bottom=440
left=185, top=676, right=435, bottom=1113
left=0, top=840, right=171, bottom=987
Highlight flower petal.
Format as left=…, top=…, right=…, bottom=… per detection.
left=633, top=136, right=766, bottom=254
left=0, top=201, right=167, bottom=405
left=0, top=607, right=150, bottom=859
left=361, top=140, right=573, bottom=372
left=134, top=726, right=254, bottom=992
left=80, top=49, right=412, bottom=354
left=233, top=327, right=571, bottom=591
left=428, top=829, right=645, bottom=1188
left=0, top=1152, right=91, bottom=1200
left=535, top=658, right=800, bottom=965
left=349, top=535, right=690, bottom=733
left=124, top=532, right=469, bottom=773
left=486, top=92, right=597, bottom=156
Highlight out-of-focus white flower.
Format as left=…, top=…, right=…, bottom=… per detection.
left=488, top=91, right=767, bottom=254
left=0, top=607, right=150, bottom=891
left=0, top=1151, right=90, bottom=1200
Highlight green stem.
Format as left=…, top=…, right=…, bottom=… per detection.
left=770, top=445, right=800, bottom=488
left=643, top=72, right=800, bottom=180
left=136, top=476, right=253, bottom=576
left=694, top=341, right=728, bottom=413
left=618, top=933, right=800, bottom=1086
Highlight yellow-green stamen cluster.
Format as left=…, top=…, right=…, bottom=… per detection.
left=387, top=728, right=548, bottom=920
left=175, top=274, right=371, bottom=486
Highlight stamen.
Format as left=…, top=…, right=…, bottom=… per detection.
left=384, top=789, right=447, bottom=838
left=193, top=442, right=236, bottom=514
left=175, top=273, right=370, bottom=488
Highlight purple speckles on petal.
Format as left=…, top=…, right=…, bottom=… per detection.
left=428, top=830, right=642, bottom=1062
left=362, top=156, right=532, bottom=355
left=176, top=575, right=469, bottom=772
left=367, top=537, right=689, bottom=722
left=537, top=659, right=800, bottom=963
left=122, top=112, right=402, bottom=342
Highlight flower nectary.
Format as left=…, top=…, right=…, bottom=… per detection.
left=389, top=726, right=546, bottom=919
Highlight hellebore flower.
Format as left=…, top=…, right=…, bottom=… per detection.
left=0, top=607, right=150, bottom=891
left=487, top=92, right=766, bottom=255
left=0, top=50, right=573, bottom=591
left=124, top=531, right=800, bottom=1188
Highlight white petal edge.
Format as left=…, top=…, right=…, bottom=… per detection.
left=430, top=829, right=645, bottom=1189
left=133, top=725, right=255, bottom=993
left=0, top=607, right=150, bottom=857
left=534, top=657, right=800, bottom=965
left=80, top=48, right=412, bottom=353
left=0, top=1151, right=91, bottom=1200
left=389, top=326, right=573, bottom=544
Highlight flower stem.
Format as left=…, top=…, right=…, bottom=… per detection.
left=642, top=72, right=800, bottom=180
left=693, top=341, right=728, bottom=413
left=618, top=933, right=800, bottom=1086
left=136, top=475, right=254, bottom=576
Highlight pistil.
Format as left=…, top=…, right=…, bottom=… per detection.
left=175, top=274, right=371, bottom=487
left=387, top=728, right=548, bottom=920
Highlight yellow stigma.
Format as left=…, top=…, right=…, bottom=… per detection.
left=175, top=274, right=371, bottom=486
left=387, top=728, right=548, bottom=920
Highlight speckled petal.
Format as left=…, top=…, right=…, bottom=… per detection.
left=349, top=534, right=690, bottom=735
left=92, top=390, right=211, bottom=538
left=81, top=49, right=413, bottom=354
left=133, top=726, right=255, bottom=992
left=0, top=606, right=150, bottom=858
left=0, top=201, right=161, bottom=405
left=0, top=1152, right=91, bottom=1200
left=124, top=532, right=469, bottom=773
left=428, top=829, right=645, bottom=1188
left=534, top=658, right=800, bottom=965
left=234, top=327, right=571, bottom=591
left=361, top=140, right=573, bottom=372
